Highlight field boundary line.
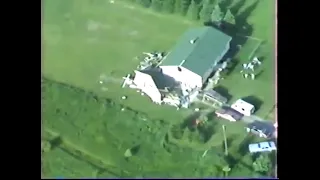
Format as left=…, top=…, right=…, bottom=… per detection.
left=44, top=128, right=128, bottom=175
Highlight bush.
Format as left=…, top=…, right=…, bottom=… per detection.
left=42, top=140, right=52, bottom=152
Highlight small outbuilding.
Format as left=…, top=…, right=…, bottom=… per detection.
left=202, top=89, right=228, bottom=106
left=215, top=106, right=244, bottom=122
left=231, top=99, right=255, bottom=116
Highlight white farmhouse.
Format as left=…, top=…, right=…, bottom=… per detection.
left=160, top=26, right=232, bottom=90
left=132, top=68, right=177, bottom=104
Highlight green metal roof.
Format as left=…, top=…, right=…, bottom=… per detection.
left=161, top=27, right=232, bottom=78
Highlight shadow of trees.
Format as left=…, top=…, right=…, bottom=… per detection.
left=242, top=95, right=263, bottom=112
left=219, top=0, right=233, bottom=14
left=169, top=112, right=219, bottom=144
left=204, top=0, right=260, bottom=76
left=213, top=86, right=232, bottom=101
left=238, top=135, right=255, bottom=157
left=197, top=120, right=217, bottom=143
left=180, top=112, right=201, bottom=130
left=49, top=136, right=63, bottom=150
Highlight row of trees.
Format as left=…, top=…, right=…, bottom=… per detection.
left=133, top=0, right=236, bottom=25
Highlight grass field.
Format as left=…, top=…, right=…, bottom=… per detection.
left=43, top=148, right=98, bottom=178
left=218, top=0, right=276, bottom=117
left=43, top=78, right=265, bottom=177
left=43, top=0, right=275, bottom=177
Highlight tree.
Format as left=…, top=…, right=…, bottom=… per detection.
left=222, top=165, right=231, bottom=177
left=41, top=140, right=51, bottom=153
left=162, top=0, right=175, bottom=13
left=136, top=0, right=152, bottom=8
left=186, top=0, right=200, bottom=20
left=124, top=145, right=141, bottom=159
left=151, top=0, right=163, bottom=11
left=124, top=148, right=133, bottom=158
left=211, top=4, right=223, bottom=23
left=180, top=0, right=192, bottom=16
left=174, top=0, right=182, bottom=14
left=199, top=0, right=215, bottom=22
left=223, top=9, right=236, bottom=25
left=253, top=154, right=272, bottom=173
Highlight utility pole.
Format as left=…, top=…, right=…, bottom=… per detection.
left=222, top=125, right=228, bottom=156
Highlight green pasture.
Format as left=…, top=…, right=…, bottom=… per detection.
left=43, top=147, right=98, bottom=178
left=43, top=0, right=275, bottom=177
left=43, top=78, right=263, bottom=177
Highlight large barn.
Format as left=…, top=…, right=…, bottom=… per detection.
left=126, top=26, right=232, bottom=108
left=160, top=26, right=232, bottom=89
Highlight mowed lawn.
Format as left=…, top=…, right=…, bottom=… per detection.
left=43, top=0, right=195, bottom=121
left=43, top=0, right=275, bottom=120
left=219, top=0, right=276, bottom=118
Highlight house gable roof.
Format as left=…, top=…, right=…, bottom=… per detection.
left=216, top=106, right=243, bottom=121
left=161, top=26, right=232, bottom=78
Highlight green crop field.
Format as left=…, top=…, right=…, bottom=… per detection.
left=43, top=0, right=276, bottom=178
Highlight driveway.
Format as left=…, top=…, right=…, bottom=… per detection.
left=241, top=115, right=271, bottom=124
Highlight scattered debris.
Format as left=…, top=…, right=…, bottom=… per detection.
left=121, top=96, right=127, bottom=100
left=136, top=51, right=165, bottom=70
left=251, top=73, right=255, bottom=80
left=202, top=150, right=208, bottom=158
left=252, top=57, right=262, bottom=65
left=240, top=56, right=263, bottom=80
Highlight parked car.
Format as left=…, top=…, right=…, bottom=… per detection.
left=248, top=141, right=276, bottom=153
left=246, top=121, right=275, bottom=138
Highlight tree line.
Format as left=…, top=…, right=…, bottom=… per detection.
left=130, top=0, right=241, bottom=26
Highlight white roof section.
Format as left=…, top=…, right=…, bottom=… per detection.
left=231, top=99, right=255, bottom=116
